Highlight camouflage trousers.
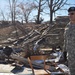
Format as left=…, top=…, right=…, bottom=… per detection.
left=68, top=55, right=75, bottom=75
left=69, top=68, right=75, bottom=75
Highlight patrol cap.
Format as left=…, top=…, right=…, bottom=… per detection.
left=68, top=7, right=75, bottom=12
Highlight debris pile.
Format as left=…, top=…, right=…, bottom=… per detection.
left=0, top=21, right=70, bottom=74
left=0, top=22, right=67, bottom=55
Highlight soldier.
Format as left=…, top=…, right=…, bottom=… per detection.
left=64, top=7, right=75, bottom=75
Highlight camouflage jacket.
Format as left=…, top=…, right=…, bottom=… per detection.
left=64, top=23, right=75, bottom=67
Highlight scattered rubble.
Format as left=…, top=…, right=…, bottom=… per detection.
left=0, top=17, right=70, bottom=74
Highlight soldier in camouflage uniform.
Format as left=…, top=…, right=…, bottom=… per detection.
left=64, top=7, right=75, bottom=75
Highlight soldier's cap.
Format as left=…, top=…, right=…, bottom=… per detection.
left=68, top=7, right=75, bottom=12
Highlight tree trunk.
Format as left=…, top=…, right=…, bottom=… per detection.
left=37, top=0, right=41, bottom=24
left=50, top=0, right=53, bottom=24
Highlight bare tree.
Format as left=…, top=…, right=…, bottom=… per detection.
left=0, top=9, right=6, bottom=21
left=47, top=0, right=68, bottom=24
left=8, top=0, right=21, bottom=40
left=18, top=2, right=35, bottom=23
left=34, top=0, right=47, bottom=24
left=8, top=0, right=17, bottom=24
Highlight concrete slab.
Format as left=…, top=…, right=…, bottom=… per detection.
left=0, top=64, right=50, bottom=75
left=0, top=64, right=33, bottom=75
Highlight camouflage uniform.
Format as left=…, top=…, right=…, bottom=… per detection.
left=64, top=23, right=75, bottom=75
